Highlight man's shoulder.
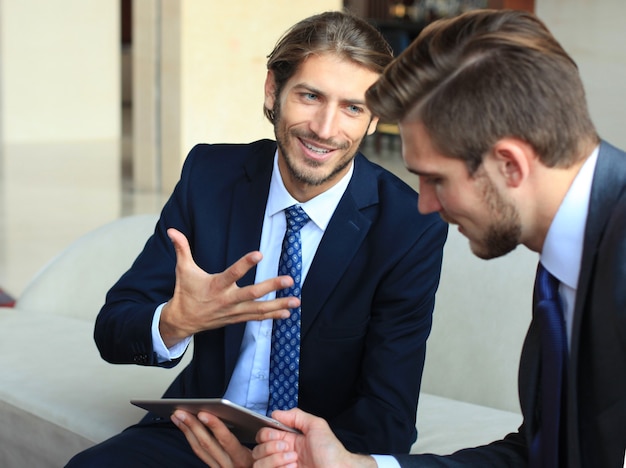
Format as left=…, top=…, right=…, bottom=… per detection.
left=352, top=153, right=425, bottom=213
left=178, top=140, right=277, bottom=180
left=352, top=154, right=447, bottom=232
left=353, top=153, right=416, bottom=195
left=589, top=141, right=626, bottom=227
left=186, top=139, right=277, bottom=163
left=175, top=139, right=276, bottom=192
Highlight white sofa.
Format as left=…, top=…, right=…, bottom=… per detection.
left=0, top=214, right=526, bottom=466
left=0, top=214, right=192, bottom=467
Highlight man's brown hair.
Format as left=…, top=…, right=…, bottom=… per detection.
left=366, top=9, right=598, bottom=173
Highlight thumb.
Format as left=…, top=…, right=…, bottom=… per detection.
left=271, top=408, right=303, bottom=430
left=167, top=228, right=194, bottom=268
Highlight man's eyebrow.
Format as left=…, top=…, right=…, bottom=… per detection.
left=406, top=167, right=437, bottom=177
left=292, top=83, right=323, bottom=96
left=293, top=83, right=368, bottom=106
left=346, top=98, right=368, bottom=106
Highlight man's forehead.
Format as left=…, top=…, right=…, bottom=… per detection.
left=290, top=55, right=380, bottom=99
left=400, top=125, right=466, bottom=172
left=297, top=53, right=380, bottom=79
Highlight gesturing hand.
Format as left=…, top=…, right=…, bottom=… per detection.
left=160, top=228, right=297, bottom=348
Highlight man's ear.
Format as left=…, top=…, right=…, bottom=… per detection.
left=264, top=70, right=277, bottom=113
left=366, top=116, right=379, bottom=136
left=490, top=138, right=532, bottom=188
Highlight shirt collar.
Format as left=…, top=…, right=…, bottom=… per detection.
left=541, top=146, right=599, bottom=289
left=266, top=151, right=354, bottom=231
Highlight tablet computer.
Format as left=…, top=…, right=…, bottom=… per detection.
left=131, top=398, right=299, bottom=443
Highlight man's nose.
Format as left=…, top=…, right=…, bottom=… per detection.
left=310, top=105, right=339, bottom=140
left=417, top=181, right=442, bottom=214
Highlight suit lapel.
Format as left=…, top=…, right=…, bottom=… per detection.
left=224, top=141, right=276, bottom=376
left=567, top=140, right=626, bottom=461
left=301, top=154, right=378, bottom=338
left=571, top=141, right=626, bottom=359
left=225, top=143, right=276, bottom=286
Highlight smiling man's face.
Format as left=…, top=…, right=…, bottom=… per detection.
left=265, top=52, right=380, bottom=202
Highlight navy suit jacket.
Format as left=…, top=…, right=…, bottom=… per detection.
left=95, top=139, right=448, bottom=454
left=395, top=140, right=626, bottom=467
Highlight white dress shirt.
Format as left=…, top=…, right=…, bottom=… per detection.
left=151, top=152, right=353, bottom=415
left=541, top=146, right=598, bottom=349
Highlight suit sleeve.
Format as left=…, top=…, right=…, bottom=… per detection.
left=93, top=147, right=201, bottom=367
left=393, top=429, right=528, bottom=467
left=330, top=214, right=448, bottom=454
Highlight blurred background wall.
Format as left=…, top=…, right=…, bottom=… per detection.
left=1, top=0, right=623, bottom=193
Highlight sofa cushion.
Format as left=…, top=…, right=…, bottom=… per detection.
left=16, top=214, right=159, bottom=320
left=411, top=393, right=522, bottom=455
left=0, top=307, right=191, bottom=466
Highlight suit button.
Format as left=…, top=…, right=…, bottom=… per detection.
left=133, top=354, right=148, bottom=364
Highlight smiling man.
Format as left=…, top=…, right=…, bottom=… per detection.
left=65, top=11, right=447, bottom=468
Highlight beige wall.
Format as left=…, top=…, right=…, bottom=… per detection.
left=133, top=0, right=342, bottom=192
left=0, top=0, right=120, bottom=143
left=140, top=0, right=626, bottom=193
left=0, top=0, right=121, bottom=295
left=536, top=0, right=626, bottom=150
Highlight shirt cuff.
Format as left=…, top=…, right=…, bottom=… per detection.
left=371, top=455, right=401, bottom=468
left=151, top=302, right=191, bottom=362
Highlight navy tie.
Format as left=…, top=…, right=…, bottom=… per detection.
left=529, top=263, right=568, bottom=467
left=268, top=205, right=309, bottom=414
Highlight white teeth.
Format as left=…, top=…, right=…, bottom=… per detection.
left=303, top=141, right=330, bottom=154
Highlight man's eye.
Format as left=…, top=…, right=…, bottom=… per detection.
left=347, top=105, right=364, bottom=114
left=302, top=93, right=318, bottom=101
left=423, top=176, right=442, bottom=186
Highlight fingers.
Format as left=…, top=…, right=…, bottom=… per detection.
left=256, top=427, right=289, bottom=445
left=168, top=228, right=295, bottom=305
left=253, top=414, right=300, bottom=467
left=172, top=410, right=232, bottom=467
left=268, top=409, right=306, bottom=429
left=166, top=228, right=299, bottom=327
left=252, top=431, right=298, bottom=468
left=255, top=410, right=304, bottom=446
left=218, top=251, right=296, bottom=301
left=213, top=253, right=300, bottom=322
left=229, top=295, right=297, bottom=323
left=199, top=412, right=253, bottom=467
left=252, top=445, right=297, bottom=468
left=223, top=250, right=263, bottom=283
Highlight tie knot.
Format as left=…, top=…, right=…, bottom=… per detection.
left=284, top=205, right=309, bottom=233
left=536, top=263, right=560, bottom=303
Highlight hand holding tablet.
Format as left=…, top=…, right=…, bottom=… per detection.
left=131, top=398, right=300, bottom=443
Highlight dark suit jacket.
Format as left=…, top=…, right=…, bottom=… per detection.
left=94, top=139, right=447, bottom=454
left=395, top=140, right=626, bottom=467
